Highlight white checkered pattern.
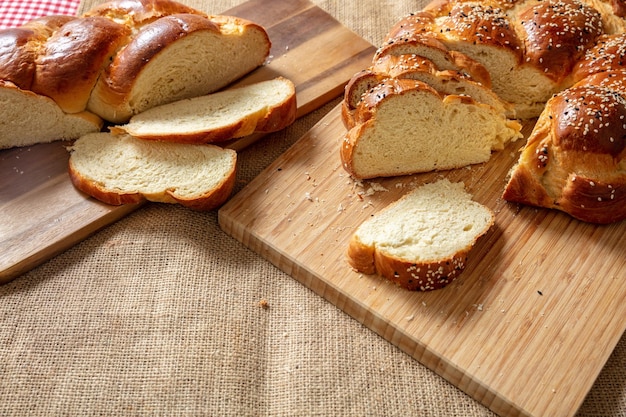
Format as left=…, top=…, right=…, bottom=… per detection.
left=0, top=0, right=80, bottom=29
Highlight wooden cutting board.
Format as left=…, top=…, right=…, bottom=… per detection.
left=218, top=103, right=626, bottom=417
left=0, top=0, right=375, bottom=283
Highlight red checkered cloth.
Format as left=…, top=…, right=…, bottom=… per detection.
left=0, top=0, right=81, bottom=29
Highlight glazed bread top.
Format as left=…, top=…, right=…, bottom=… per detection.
left=0, top=0, right=271, bottom=123
left=373, top=0, right=625, bottom=118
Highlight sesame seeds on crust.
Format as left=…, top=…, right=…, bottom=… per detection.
left=552, top=84, right=626, bottom=156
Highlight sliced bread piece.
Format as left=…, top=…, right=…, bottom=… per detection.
left=0, top=82, right=102, bottom=150
left=85, top=13, right=271, bottom=124
left=68, top=132, right=237, bottom=210
left=340, top=78, right=522, bottom=180
left=348, top=179, right=494, bottom=291
left=110, top=77, right=297, bottom=143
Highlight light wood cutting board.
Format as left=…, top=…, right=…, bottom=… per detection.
left=0, top=0, right=375, bottom=283
left=218, top=103, right=626, bottom=416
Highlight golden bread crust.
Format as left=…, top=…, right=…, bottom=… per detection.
left=31, top=17, right=131, bottom=114
left=348, top=233, right=473, bottom=291
left=503, top=77, right=626, bottom=223
left=0, top=16, right=75, bottom=90
left=518, top=0, right=603, bottom=83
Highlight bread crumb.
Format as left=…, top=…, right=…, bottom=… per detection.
left=360, top=182, right=389, bottom=197
left=258, top=299, right=270, bottom=309
left=369, top=182, right=388, bottom=192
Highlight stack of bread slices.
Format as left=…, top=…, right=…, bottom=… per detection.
left=69, top=76, right=297, bottom=211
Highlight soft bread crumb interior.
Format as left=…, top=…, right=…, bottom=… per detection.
left=0, top=87, right=100, bottom=149
left=128, top=28, right=270, bottom=114
left=352, top=91, right=519, bottom=177
left=122, top=78, right=294, bottom=135
left=355, top=179, right=494, bottom=261
left=69, top=133, right=234, bottom=198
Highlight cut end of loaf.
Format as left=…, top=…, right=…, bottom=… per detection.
left=348, top=179, right=494, bottom=291
left=86, top=13, right=271, bottom=124
left=111, top=77, right=297, bottom=143
left=340, top=79, right=522, bottom=179
left=0, top=83, right=102, bottom=149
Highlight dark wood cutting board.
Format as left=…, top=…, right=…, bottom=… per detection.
left=0, top=0, right=375, bottom=283
left=218, top=103, right=626, bottom=417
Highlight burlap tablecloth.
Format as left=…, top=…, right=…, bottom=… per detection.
left=1, top=0, right=624, bottom=415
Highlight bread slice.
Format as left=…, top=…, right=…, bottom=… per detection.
left=0, top=82, right=102, bottom=149
left=348, top=179, right=494, bottom=291
left=340, top=78, right=522, bottom=180
left=86, top=13, right=271, bottom=123
left=68, top=132, right=237, bottom=210
left=110, top=77, right=297, bottom=143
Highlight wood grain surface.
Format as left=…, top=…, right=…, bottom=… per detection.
left=0, top=0, right=375, bottom=283
left=218, top=104, right=626, bottom=417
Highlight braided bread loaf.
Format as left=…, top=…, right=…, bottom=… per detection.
left=0, top=0, right=271, bottom=149
left=342, top=0, right=626, bottom=224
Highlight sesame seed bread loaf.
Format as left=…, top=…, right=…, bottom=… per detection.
left=571, top=33, right=626, bottom=82
left=342, top=0, right=626, bottom=223
left=372, top=11, right=492, bottom=86
left=340, top=78, right=522, bottom=179
left=0, top=0, right=271, bottom=149
left=348, top=179, right=495, bottom=291
left=68, top=132, right=237, bottom=211
left=110, top=77, right=297, bottom=143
